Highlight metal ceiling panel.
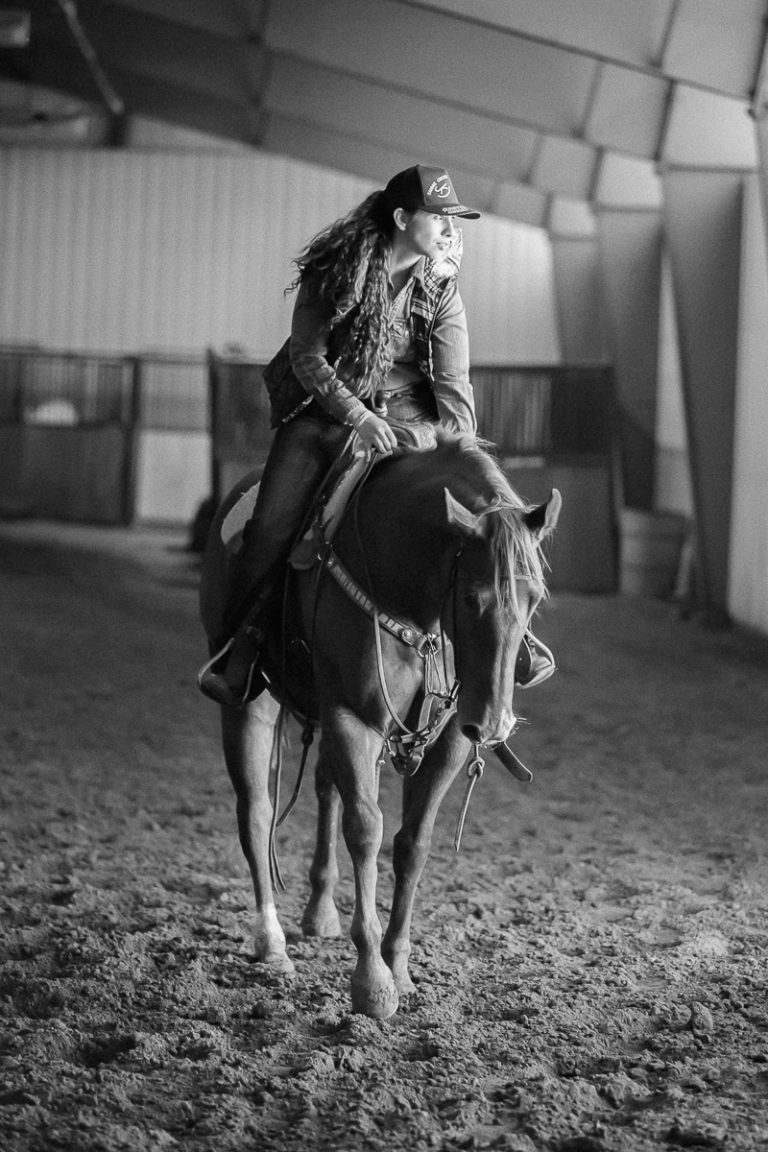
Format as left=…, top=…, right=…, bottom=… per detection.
left=663, top=86, right=757, bottom=168
left=264, top=111, right=499, bottom=212
left=110, top=69, right=260, bottom=143
left=548, top=198, right=596, bottom=238
left=0, top=0, right=766, bottom=233
left=400, top=0, right=675, bottom=70
left=93, top=0, right=246, bottom=38
left=595, top=153, right=662, bottom=209
left=264, top=54, right=538, bottom=182
left=531, top=135, right=597, bottom=199
left=491, top=181, right=548, bottom=228
left=262, top=112, right=419, bottom=184
left=266, top=0, right=597, bottom=136
left=82, top=5, right=251, bottom=103
left=585, top=62, right=670, bottom=158
left=661, top=0, right=765, bottom=97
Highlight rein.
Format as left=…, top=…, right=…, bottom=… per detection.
left=347, top=481, right=466, bottom=776
left=324, top=545, right=461, bottom=775
left=264, top=441, right=541, bottom=884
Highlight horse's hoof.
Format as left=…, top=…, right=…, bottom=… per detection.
left=382, top=948, right=416, bottom=995
left=393, top=971, right=417, bottom=996
left=301, top=902, right=343, bottom=939
left=258, top=952, right=296, bottom=977
left=351, top=978, right=399, bottom=1020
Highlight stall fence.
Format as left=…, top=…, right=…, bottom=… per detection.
left=1, top=346, right=615, bottom=593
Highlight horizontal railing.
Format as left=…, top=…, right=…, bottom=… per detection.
left=1, top=348, right=613, bottom=459
left=472, top=364, right=614, bottom=459
left=207, top=355, right=614, bottom=462
left=0, top=348, right=208, bottom=432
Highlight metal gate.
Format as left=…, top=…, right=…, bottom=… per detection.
left=0, top=349, right=139, bottom=524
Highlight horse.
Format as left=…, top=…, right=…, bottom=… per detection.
left=199, top=432, right=560, bottom=1019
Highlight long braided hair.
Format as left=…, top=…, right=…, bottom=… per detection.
left=288, top=191, right=396, bottom=399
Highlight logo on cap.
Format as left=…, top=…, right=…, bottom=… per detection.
left=428, top=176, right=452, bottom=200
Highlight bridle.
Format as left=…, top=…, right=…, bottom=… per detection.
left=266, top=455, right=536, bottom=887
left=265, top=492, right=463, bottom=891
left=323, top=520, right=534, bottom=852
left=323, top=543, right=463, bottom=775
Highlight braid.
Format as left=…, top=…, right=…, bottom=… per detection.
left=289, top=192, right=395, bottom=396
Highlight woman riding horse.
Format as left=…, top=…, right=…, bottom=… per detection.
left=198, top=163, right=555, bottom=705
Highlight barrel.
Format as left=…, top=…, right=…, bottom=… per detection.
left=619, top=508, right=688, bottom=597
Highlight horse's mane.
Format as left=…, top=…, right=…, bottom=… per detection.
left=394, top=432, right=550, bottom=625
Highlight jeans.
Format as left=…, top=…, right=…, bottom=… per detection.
left=221, top=410, right=351, bottom=640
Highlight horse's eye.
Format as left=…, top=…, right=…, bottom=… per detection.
left=463, top=592, right=480, bottom=608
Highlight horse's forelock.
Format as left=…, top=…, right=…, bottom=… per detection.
left=488, top=504, right=548, bottom=623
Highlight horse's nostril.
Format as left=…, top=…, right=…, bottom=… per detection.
left=461, top=724, right=482, bottom=744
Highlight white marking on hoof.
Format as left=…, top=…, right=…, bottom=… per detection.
left=261, top=953, right=296, bottom=977
left=253, top=903, right=292, bottom=972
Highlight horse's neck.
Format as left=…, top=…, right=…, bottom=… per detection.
left=339, top=465, right=451, bottom=624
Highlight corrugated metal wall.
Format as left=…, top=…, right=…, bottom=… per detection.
left=0, top=146, right=559, bottom=363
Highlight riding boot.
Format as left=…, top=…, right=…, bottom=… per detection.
left=197, top=621, right=267, bottom=707
left=515, top=631, right=555, bottom=689
left=198, top=583, right=275, bottom=706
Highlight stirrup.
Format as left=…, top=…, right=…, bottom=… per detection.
left=516, top=634, right=556, bottom=690
left=197, top=638, right=260, bottom=707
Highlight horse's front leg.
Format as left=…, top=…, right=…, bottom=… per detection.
left=301, top=750, right=343, bottom=939
left=323, top=709, right=398, bottom=1019
left=382, top=719, right=469, bottom=995
left=220, top=694, right=295, bottom=974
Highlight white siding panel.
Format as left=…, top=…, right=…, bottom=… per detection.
left=135, top=430, right=210, bottom=524
left=461, top=215, right=560, bottom=364
left=655, top=251, right=692, bottom=516
left=730, top=174, right=768, bottom=634
left=663, top=88, right=757, bottom=170
left=0, top=146, right=557, bottom=363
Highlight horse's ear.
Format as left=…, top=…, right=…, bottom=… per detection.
left=523, top=488, right=562, bottom=540
left=444, top=487, right=484, bottom=538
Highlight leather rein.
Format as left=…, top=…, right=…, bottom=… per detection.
left=324, top=472, right=534, bottom=800
left=323, top=546, right=461, bottom=776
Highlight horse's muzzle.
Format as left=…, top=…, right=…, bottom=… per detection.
left=461, top=717, right=517, bottom=747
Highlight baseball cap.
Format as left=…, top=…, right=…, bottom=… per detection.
left=383, top=164, right=481, bottom=219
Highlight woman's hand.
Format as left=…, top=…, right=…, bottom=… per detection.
left=353, top=411, right=399, bottom=454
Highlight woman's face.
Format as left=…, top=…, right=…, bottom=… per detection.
left=398, top=209, right=458, bottom=262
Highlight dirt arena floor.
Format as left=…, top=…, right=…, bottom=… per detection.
left=1, top=519, right=768, bottom=1152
